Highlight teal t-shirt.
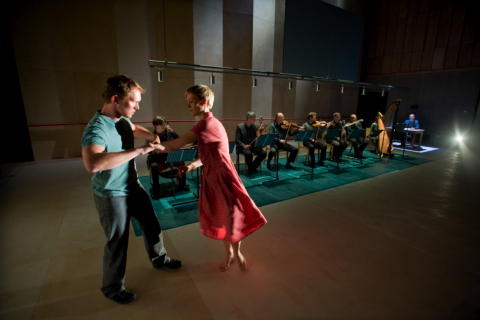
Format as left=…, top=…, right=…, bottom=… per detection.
left=81, top=112, right=138, bottom=197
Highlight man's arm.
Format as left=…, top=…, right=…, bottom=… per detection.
left=132, top=123, right=158, bottom=142
left=82, top=143, right=154, bottom=173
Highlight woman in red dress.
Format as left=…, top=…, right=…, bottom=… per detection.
left=156, top=85, right=267, bottom=271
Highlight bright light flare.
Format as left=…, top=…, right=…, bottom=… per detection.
left=455, top=134, right=464, bottom=143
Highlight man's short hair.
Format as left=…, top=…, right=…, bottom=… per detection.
left=246, top=111, right=256, bottom=120
left=152, top=116, right=167, bottom=126
left=307, top=112, right=317, bottom=119
left=102, top=75, right=145, bottom=102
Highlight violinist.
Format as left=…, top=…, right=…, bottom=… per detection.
left=147, top=116, right=188, bottom=199
left=345, top=114, right=368, bottom=159
left=266, top=112, right=299, bottom=170
left=302, top=112, right=327, bottom=167
left=326, top=112, right=347, bottom=161
left=235, top=111, right=267, bottom=175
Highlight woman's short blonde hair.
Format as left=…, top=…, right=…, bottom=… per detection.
left=186, top=85, right=214, bottom=107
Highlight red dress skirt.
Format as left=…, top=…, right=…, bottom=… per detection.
left=191, top=112, right=267, bottom=243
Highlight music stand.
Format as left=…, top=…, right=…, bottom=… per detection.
left=325, top=127, right=339, bottom=142
left=255, top=134, right=278, bottom=183
left=228, top=141, right=236, bottom=154
left=346, top=128, right=365, bottom=165
left=166, top=147, right=199, bottom=206
left=347, top=127, right=363, bottom=141
left=295, top=130, right=313, bottom=142
left=293, top=130, right=316, bottom=175
left=393, top=123, right=406, bottom=158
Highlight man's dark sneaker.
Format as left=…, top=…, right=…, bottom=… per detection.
left=318, top=161, right=326, bottom=167
left=285, top=163, right=296, bottom=169
left=152, top=255, right=182, bottom=269
left=106, top=289, right=136, bottom=305
left=151, top=188, right=161, bottom=200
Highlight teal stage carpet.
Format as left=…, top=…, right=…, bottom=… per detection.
left=132, top=152, right=430, bottom=236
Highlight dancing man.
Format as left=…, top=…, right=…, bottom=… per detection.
left=81, top=75, right=181, bottom=304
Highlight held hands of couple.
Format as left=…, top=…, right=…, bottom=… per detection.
left=138, top=140, right=166, bottom=155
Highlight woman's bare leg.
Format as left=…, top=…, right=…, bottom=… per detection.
left=233, top=241, right=247, bottom=271
left=219, top=240, right=235, bottom=272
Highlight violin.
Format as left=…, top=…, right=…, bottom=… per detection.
left=311, top=120, right=328, bottom=127
left=257, top=117, right=266, bottom=135
left=249, top=117, right=266, bottom=145
left=280, top=120, right=301, bottom=130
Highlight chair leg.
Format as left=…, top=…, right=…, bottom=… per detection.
left=236, top=152, right=240, bottom=172
left=170, top=178, right=176, bottom=199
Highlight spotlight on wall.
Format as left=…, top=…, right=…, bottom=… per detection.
left=209, top=73, right=215, bottom=85
left=455, top=134, right=464, bottom=143
left=361, top=87, right=366, bottom=96
left=340, top=84, right=344, bottom=94
left=315, top=82, right=320, bottom=92
left=381, top=89, right=385, bottom=97
left=157, top=70, right=164, bottom=83
left=288, top=81, right=293, bottom=91
left=252, top=77, right=258, bottom=88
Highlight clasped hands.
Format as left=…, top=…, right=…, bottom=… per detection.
left=139, top=135, right=166, bottom=155
left=141, top=137, right=192, bottom=177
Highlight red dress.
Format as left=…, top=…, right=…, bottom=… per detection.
left=191, top=112, right=267, bottom=243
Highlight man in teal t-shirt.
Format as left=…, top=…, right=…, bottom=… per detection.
left=81, top=75, right=181, bottom=305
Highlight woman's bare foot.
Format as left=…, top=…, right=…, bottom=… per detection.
left=236, top=252, right=247, bottom=272
left=219, top=254, right=235, bottom=272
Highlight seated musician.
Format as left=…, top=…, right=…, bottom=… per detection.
left=326, top=112, right=347, bottom=161
left=147, top=116, right=188, bottom=199
left=369, top=119, right=380, bottom=154
left=345, top=114, right=368, bottom=159
left=404, top=113, right=420, bottom=129
left=400, top=113, right=420, bottom=147
left=235, top=111, right=267, bottom=175
left=302, top=112, right=327, bottom=167
left=266, top=112, right=299, bottom=170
